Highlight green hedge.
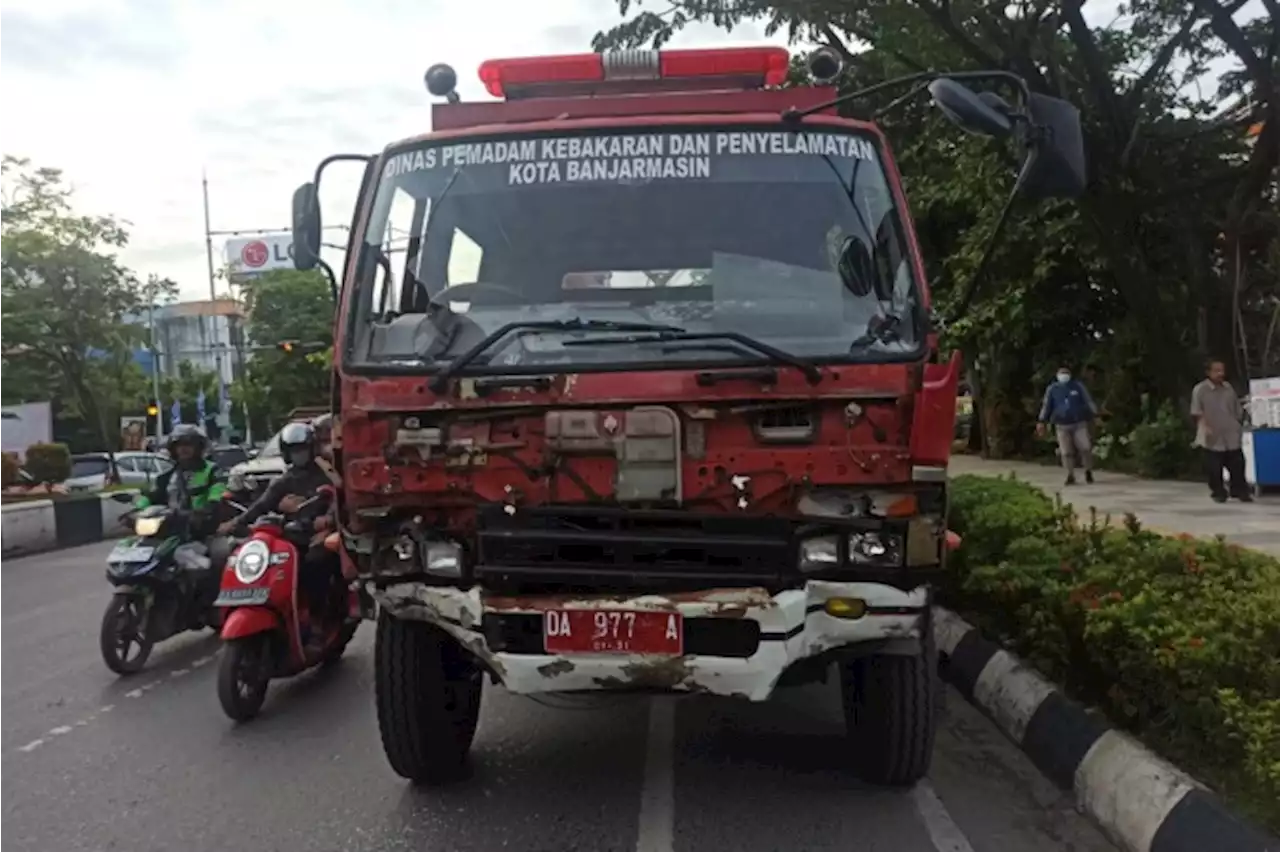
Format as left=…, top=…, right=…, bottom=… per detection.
left=1, top=452, right=19, bottom=487
left=946, top=474, right=1280, bottom=833
left=24, top=443, right=71, bottom=484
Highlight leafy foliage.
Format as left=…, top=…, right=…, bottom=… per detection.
left=23, top=443, right=72, bottom=485
left=947, top=474, right=1280, bottom=832
left=231, top=269, right=335, bottom=436
left=1, top=157, right=177, bottom=451
left=1, top=452, right=20, bottom=487
left=596, top=0, right=1279, bottom=458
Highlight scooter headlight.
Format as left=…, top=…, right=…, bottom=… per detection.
left=135, top=516, right=164, bottom=537
left=233, top=540, right=270, bottom=584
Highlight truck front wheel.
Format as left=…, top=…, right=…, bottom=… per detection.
left=839, top=627, right=938, bottom=786
left=375, top=611, right=482, bottom=785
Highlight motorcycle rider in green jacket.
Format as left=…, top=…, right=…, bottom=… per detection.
left=137, top=424, right=228, bottom=516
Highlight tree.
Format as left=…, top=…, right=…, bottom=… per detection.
left=232, top=269, right=335, bottom=433
left=1, top=156, right=178, bottom=452
left=596, top=0, right=1277, bottom=455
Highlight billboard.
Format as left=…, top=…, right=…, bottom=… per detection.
left=225, top=234, right=295, bottom=279
left=2, top=402, right=53, bottom=461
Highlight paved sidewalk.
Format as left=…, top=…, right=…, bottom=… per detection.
left=949, top=455, right=1280, bottom=557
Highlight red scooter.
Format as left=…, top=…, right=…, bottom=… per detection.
left=215, top=488, right=370, bottom=721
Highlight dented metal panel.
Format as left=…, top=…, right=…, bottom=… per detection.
left=373, top=580, right=926, bottom=700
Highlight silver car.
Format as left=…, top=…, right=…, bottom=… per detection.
left=65, top=452, right=173, bottom=493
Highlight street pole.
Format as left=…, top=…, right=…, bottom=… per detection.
left=149, top=301, right=164, bottom=444
left=204, top=169, right=250, bottom=442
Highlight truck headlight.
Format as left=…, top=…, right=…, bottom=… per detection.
left=424, top=541, right=462, bottom=578
left=799, top=537, right=839, bottom=571
left=799, top=532, right=904, bottom=572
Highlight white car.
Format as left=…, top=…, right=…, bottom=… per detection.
left=65, top=452, right=173, bottom=493
left=225, top=427, right=295, bottom=498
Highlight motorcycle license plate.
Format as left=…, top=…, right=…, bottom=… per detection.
left=110, top=544, right=155, bottom=563
left=215, top=587, right=270, bottom=607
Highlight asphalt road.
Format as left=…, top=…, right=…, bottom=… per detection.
left=3, top=541, right=1119, bottom=852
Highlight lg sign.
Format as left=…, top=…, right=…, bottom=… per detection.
left=240, top=241, right=269, bottom=268
left=225, top=234, right=296, bottom=275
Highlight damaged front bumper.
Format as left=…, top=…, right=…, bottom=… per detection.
left=375, top=580, right=929, bottom=701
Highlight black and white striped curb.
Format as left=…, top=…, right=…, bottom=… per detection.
left=1, top=490, right=138, bottom=556
left=933, top=608, right=1277, bottom=852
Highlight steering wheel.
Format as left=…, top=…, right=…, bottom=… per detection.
left=430, top=281, right=527, bottom=306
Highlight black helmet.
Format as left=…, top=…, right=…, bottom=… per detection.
left=167, top=423, right=207, bottom=456
left=279, top=421, right=316, bottom=467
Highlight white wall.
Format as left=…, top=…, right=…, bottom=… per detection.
left=2, top=402, right=53, bottom=461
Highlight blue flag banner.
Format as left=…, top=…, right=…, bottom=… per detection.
left=196, top=389, right=207, bottom=422
left=170, top=400, right=182, bottom=429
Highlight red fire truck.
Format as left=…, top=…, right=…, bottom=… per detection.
left=287, top=45, right=1085, bottom=786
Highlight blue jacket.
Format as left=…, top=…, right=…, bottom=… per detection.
left=1039, top=380, right=1097, bottom=426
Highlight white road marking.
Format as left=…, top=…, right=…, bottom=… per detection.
left=14, top=658, right=218, bottom=754
left=635, top=698, right=676, bottom=852
left=912, top=780, right=977, bottom=852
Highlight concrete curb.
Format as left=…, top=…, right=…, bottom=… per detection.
left=933, top=607, right=1278, bottom=852
left=1, top=490, right=139, bottom=557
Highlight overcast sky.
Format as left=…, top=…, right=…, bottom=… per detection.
left=0, top=0, right=790, bottom=301
left=2, top=0, right=1260, bottom=303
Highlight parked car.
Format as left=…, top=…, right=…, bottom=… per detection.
left=65, top=452, right=173, bottom=493
left=225, top=427, right=290, bottom=500
left=209, top=444, right=251, bottom=472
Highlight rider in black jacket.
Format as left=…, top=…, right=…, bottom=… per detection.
left=218, top=421, right=339, bottom=635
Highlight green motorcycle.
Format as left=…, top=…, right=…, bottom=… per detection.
left=99, top=505, right=225, bottom=675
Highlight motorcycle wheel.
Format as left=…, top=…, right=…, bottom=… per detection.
left=99, top=595, right=154, bottom=675
left=218, top=635, right=270, bottom=722
left=321, top=621, right=359, bottom=668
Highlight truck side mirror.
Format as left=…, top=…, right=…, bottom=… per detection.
left=928, top=78, right=1013, bottom=139
left=291, top=183, right=322, bottom=272
left=1018, top=93, right=1087, bottom=200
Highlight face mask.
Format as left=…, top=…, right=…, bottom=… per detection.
left=288, top=449, right=312, bottom=467
left=1056, top=373, right=1071, bottom=384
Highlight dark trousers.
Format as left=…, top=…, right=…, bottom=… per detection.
left=299, top=544, right=340, bottom=620
left=1204, top=448, right=1249, bottom=498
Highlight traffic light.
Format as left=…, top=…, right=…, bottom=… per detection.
left=146, top=401, right=159, bottom=417
left=279, top=340, right=297, bottom=354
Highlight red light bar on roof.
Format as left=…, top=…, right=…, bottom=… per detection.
left=478, top=47, right=790, bottom=100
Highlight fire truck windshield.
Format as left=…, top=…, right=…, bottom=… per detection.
left=349, top=124, right=924, bottom=374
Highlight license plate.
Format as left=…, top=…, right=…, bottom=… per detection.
left=544, top=610, right=683, bottom=655
left=110, top=545, right=155, bottom=563
left=214, top=587, right=270, bottom=607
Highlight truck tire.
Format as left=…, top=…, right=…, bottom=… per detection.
left=375, top=611, right=482, bottom=785
left=840, top=627, right=938, bottom=786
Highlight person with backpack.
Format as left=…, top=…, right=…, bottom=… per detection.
left=1036, top=365, right=1099, bottom=485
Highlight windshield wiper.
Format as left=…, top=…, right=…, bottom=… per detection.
left=427, top=319, right=686, bottom=392
left=561, top=331, right=823, bottom=385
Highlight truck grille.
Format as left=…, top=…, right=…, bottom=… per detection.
left=474, top=505, right=793, bottom=592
